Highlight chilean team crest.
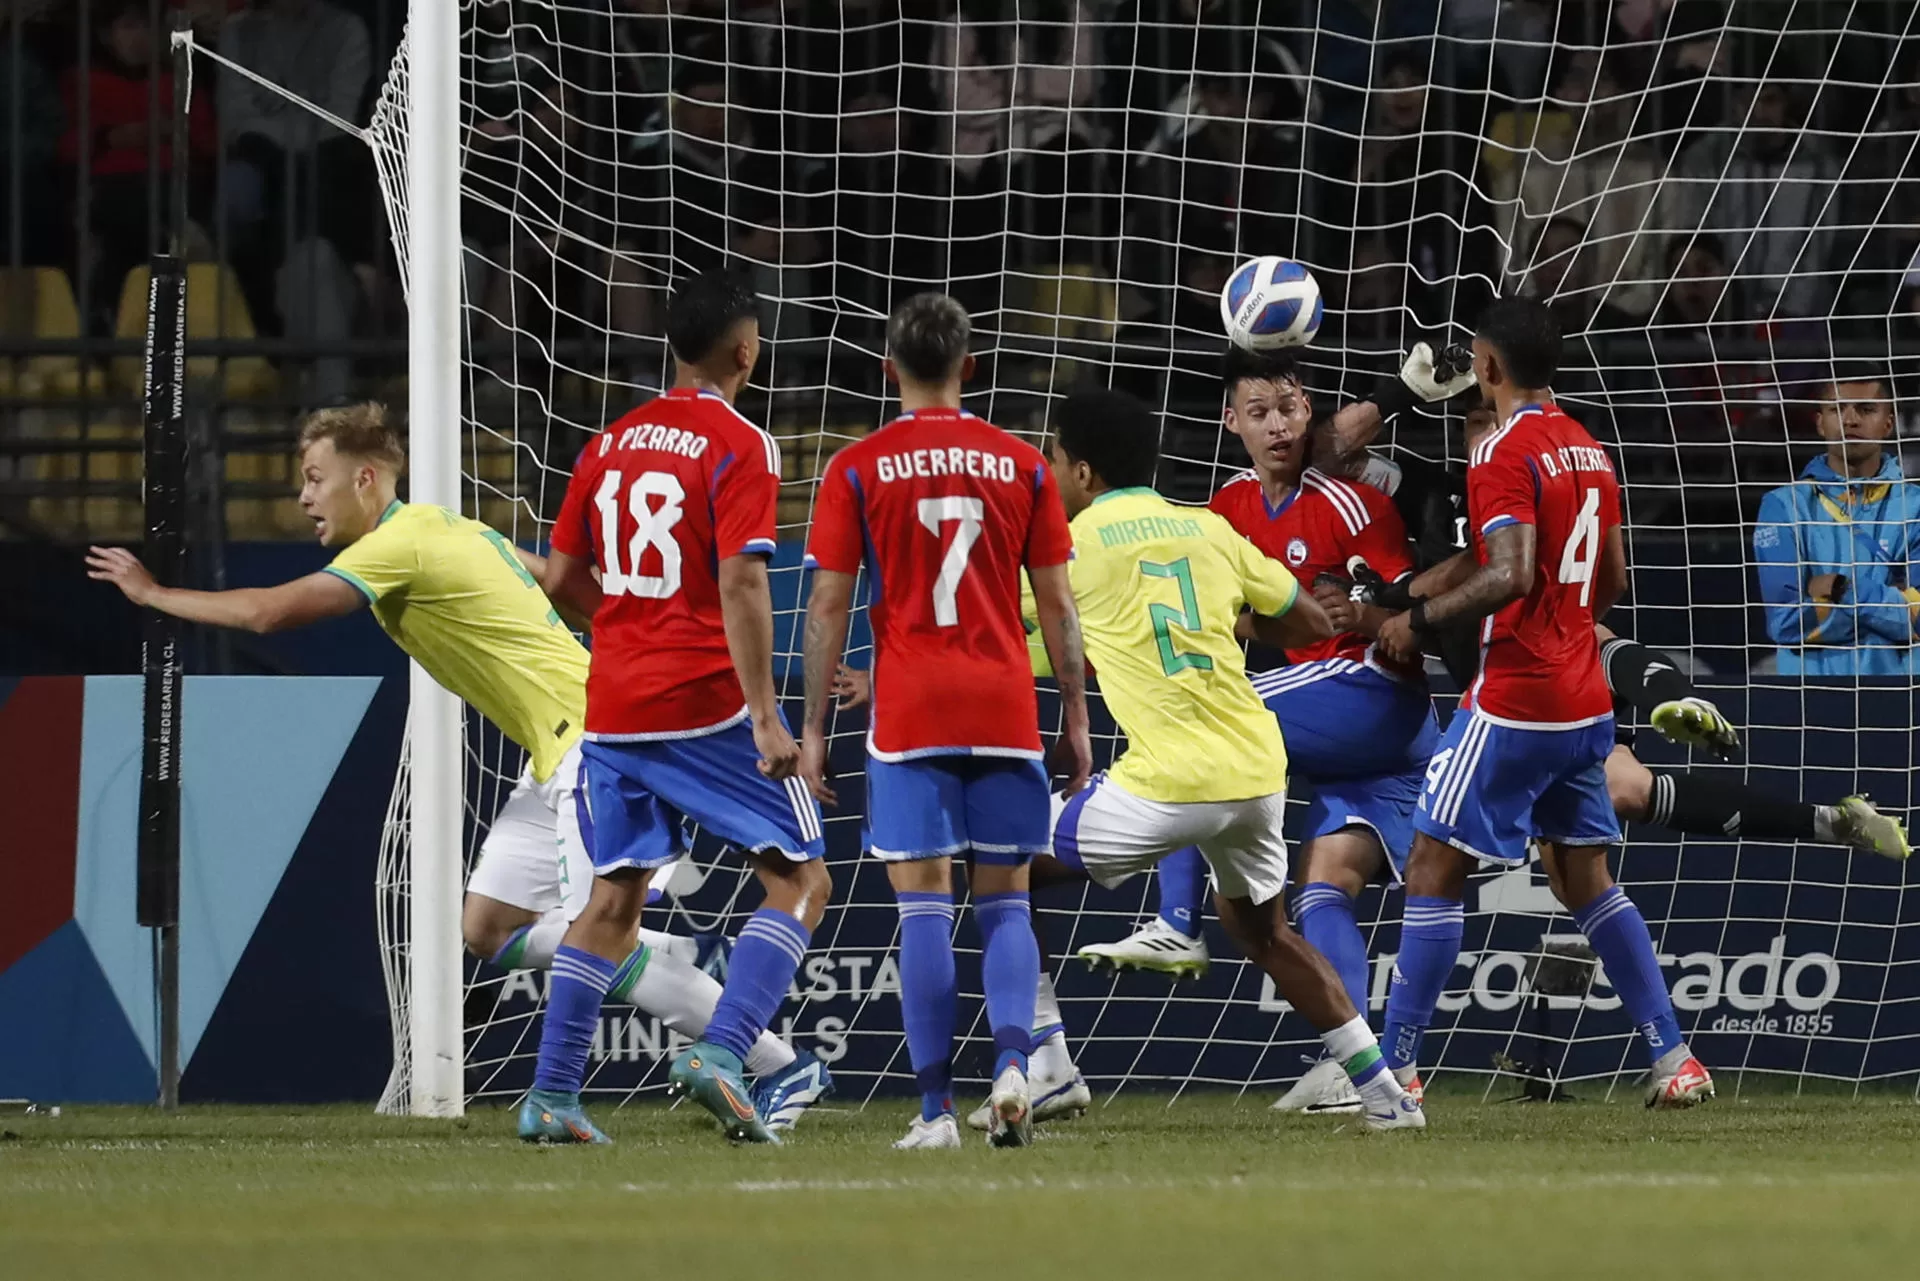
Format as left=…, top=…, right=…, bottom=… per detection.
left=1285, top=537, right=1309, bottom=566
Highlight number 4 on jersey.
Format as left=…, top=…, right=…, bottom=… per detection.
left=1557, top=486, right=1602, bottom=607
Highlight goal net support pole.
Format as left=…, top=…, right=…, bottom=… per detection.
left=402, top=0, right=465, bottom=1119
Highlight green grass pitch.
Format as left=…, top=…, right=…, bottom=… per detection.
left=6, top=1086, right=1919, bottom=1280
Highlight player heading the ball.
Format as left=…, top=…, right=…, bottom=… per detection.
left=1375, top=297, right=1715, bottom=1111
left=800, top=292, right=1092, bottom=1150
left=529, top=268, right=830, bottom=1145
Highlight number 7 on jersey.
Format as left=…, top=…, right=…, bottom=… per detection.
left=917, top=496, right=984, bottom=627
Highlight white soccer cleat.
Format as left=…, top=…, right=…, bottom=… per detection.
left=892, top=1113, right=962, bottom=1150
left=985, top=1064, right=1033, bottom=1148
left=1270, top=1056, right=1362, bottom=1114
left=1077, top=918, right=1210, bottom=980
left=967, top=1060, right=1091, bottom=1131
left=1650, top=696, right=1741, bottom=759
left=1362, top=1092, right=1427, bottom=1132
left=1646, top=1055, right=1715, bottom=1110
left=1831, top=795, right=1911, bottom=862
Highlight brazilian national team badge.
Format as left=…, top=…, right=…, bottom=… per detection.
left=1285, top=537, right=1309, bottom=566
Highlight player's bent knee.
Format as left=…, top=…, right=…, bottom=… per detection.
left=1540, top=844, right=1615, bottom=912
left=1402, top=834, right=1470, bottom=900
left=460, top=894, right=534, bottom=960
left=1606, top=746, right=1653, bottom=822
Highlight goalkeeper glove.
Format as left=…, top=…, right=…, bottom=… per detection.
left=1368, top=342, right=1477, bottom=421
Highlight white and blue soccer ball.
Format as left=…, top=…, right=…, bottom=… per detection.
left=1219, top=255, right=1323, bottom=351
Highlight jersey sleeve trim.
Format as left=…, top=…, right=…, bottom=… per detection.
left=321, top=565, right=378, bottom=603
left=739, top=537, right=777, bottom=556
left=1480, top=513, right=1529, bottom=535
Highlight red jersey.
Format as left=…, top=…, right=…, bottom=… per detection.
left=1209, top=466, right=1419, bottom=676
left=1463, top=402, right=1621, bottom=727
left=551, top=387, right=781, bottom=738
left=806, top=408, right=1073, bottom=760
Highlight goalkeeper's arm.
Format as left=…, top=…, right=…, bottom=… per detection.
left=1311, top=341, right=1476, bottom=474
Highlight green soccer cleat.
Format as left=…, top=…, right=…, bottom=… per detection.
left=1649, top=696, right=1742, bottom=759
left=668, top=1041, right=782, bottom=1144
left=517, top=1088, right=612, bottom=1144
left=1831, top=795, right=1911, bottom=862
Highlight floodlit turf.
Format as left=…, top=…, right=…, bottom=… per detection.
left=5, top=1086, right=1919, bottom=1280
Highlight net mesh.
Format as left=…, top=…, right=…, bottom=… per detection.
left=336, top=0, right=1920, bottom=1109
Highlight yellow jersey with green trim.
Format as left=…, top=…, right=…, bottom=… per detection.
left=1066, top=487, right=1299, bottom=804
left=324, top=502, right=588, bottom=782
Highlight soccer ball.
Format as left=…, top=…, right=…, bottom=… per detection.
left=1220, top=256, right=1323, bottom=351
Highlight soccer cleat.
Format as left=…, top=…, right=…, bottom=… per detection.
left=1363, top=1092, right=1427, bottom=1132
left=892, top=1113, right=962, bottom=1150
left=985, top=1063, right=1033, bottom=1148
left=1831, top=795, right=1911, bottom=861
left=1650, top=696, right=1742, bottom=759
left=1646, top=1056, right=1715, bottom=1110
left=1077, top=918, right=1210, bottom=980
left=966, top=1062, right=1091, bottom=1131
left=752, top=1054, right=834, bottom=1134
left=668, top=1041, right=782, bottom=1145
left=1270, top=1056, right=1363, bottom=1114
left=517, top=1088, right=612, bottom=1145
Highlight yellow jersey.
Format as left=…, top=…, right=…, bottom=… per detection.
left=1064, top=487, right=1299, bottom=804
left=324, top=502, right=588, bottom=782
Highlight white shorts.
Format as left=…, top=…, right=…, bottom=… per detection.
left=1050, top=775, right=1290, bottom=906
left=465, top=740, right=592, bottom=921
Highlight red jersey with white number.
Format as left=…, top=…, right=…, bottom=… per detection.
left=1463, top=402, right=1621, bottom=727
left=551, top=387, right=782, bottom=738
left=806, top=408, right=1073, bottom=759
left=1210, top=466, right=1420, bottom=677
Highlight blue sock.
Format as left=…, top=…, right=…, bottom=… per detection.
left=1381, top=896, right=1465, bottom=1073
left=974, top=890, right=1038, bottom=1078
left=533, top=945, right=616, bottom=1094
left=1573, top=885, right=1685, bottom=1065
left=1155, top=845, right=1208, bottom=938
left=897, top=891, right=957, bottom=1121
left=1295, top=883, right=1370, bottom=1015
left=704, top=908, right=812, bottom=1061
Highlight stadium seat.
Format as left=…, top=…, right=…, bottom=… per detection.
left=23, top=418, right=143, bottom=541
left=1005, top=264, right=1119, bottom=346
left=112, top=263, right=279, bottom=400
left=0, top=267, right=105, bottom=398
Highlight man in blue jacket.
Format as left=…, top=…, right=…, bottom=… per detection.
left=1753, top=372, right=1920, bottom=675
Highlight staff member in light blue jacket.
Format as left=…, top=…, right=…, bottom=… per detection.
left=1753, top=372, right=1920, bottom=675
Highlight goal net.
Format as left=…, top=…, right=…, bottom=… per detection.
left=275, top=1, right=1920, bottom=1110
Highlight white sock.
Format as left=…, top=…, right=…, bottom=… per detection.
left=1320, top=1014, right=1406, bottom=1109
left=1652, top=1042, right=1692, bottom=1077
left=507, top=909, right=568, bottom=970
left=618, top=942, right=796, bottom=1077
left=1032, top=972, right=1064, bottom=1035
left=1393, top=1064, right=1419, bottom=1088
left=635, top=926, right=699, bottom=965
left=1030, top=1030, right=1075, bottom=1083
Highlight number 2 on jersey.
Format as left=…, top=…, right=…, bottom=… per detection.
left=1557, top=486, right=1601, bottom=607
left=917, top=496, right=984, bottom=627
left=594, top=470, right=685, bottom=598
left=1141, top=557, right=1213, bottom=676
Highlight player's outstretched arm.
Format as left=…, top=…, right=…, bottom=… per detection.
left=1029, top=561, right=1092, bottom=796
left=87, top=545, right=363, bottom=633
left=1312, top=341, right=1476, bottom=474
left=718, top=553, right=799, bottom=781
left=798, top=567, right=856, bottom=805
left=1243, top=590, right=1335, bottom=650
left=1378, top=522, right=1533, bottom=664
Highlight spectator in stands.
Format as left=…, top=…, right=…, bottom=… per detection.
left=0, top=19, right=66, bottom=267
left=1489, top=48, right=1665, bottom=318
left=1005, top=0, right=1112, bottom=270
left=1753, top=371, right=1920, bottom=676
left=928, top=1, right=1009, bottom=317
left=1520, top=216, right=1637, bottom=334
left=60, top=0, right=217, bottom=328
left=1664, top=76, right=1844, bottom=320
left=1614, top=0, right=1731, bottom=159
left=831, top=74, right=940, bottom=321
left=219, top=0, right=375, bottom=404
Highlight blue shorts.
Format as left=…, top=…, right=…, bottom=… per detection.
left=579, top=720, right=825, bottom=873
left=1252, top=658, right=1439, bottom=876
left=866, top=754, right=1050, bottom=864
left=1413, top=708, right=1620, bottom=864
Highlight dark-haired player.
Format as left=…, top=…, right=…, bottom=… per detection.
left=528, top=268, right=831, bottom=1145
left=1374, top=297, right=1713, bottom=1109
left=1030, top=385, right=1424, bottom=1130
left=1362, top=396, right=1907, bottom=861
left=800, top=292, right=1092, bottom=1150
